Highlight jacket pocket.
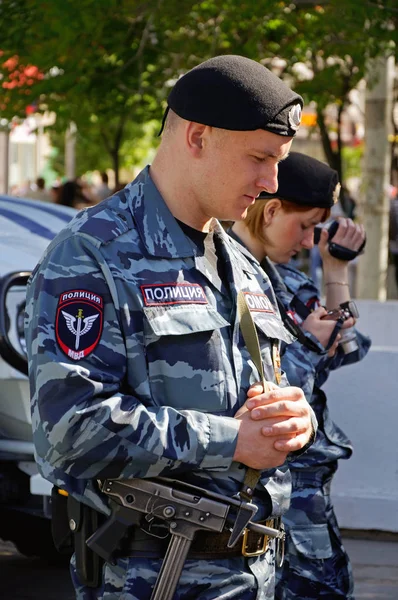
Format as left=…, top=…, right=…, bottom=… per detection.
left=252, top=311, right=295, bottom=346
left=143, top=305, right=231, bottom=413
left=242, top=312, right=294, bottom=383
left=288, top=524, right=333, bottom=559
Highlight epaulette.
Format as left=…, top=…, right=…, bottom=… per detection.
left=276, top=263, right=313, bottom=290
left=74, top=190, right=135, bottom=246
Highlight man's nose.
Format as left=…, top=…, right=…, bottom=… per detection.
left=256, top=163, right=278, bottom=195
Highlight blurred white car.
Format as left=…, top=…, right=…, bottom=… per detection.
left=0, top=194, right=77, bottom=559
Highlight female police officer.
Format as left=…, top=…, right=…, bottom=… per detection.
left=230, top=151, right=371, bottom=599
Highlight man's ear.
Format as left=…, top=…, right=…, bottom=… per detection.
left=263, top=199, right=282, bottom=225
left=185, top=122, right=207, bottom=156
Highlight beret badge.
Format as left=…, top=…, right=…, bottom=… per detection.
left=333, top=182, right=341, bottom=204
left=288, top=104, right=302, bottom=132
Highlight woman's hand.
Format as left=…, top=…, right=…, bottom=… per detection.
left=319, top=218, right=365, bottom=271
left=301, top=305, right=354, bottom=355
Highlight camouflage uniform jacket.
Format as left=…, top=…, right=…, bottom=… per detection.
left=264, top=259, right=371, bottom=468
left=25, top=166, right=301, bottom=519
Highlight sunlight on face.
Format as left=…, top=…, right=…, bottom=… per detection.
left=194, top=128, right=293, bottom=226
left=265, top=206, right=325, bottom=264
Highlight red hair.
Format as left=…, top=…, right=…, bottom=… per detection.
left=244, top=198, right=330, bottom=245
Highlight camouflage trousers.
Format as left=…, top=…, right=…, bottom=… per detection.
left=71, top=543, right=276, bottom=600
left=275, top=465, right=354, bottom=600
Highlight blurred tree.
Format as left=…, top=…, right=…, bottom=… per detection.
left=163, top=0, right=397, bottom=184
left=47, top=118, right=159, bottom=180
left=0, top=0, right=198, bottom=184
left=1, top=0, right=396, bottom=298
left=0, top=0, right=396, bottom=186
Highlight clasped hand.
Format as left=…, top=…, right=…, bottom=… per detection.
left=233, top=382, right=314, bottom=470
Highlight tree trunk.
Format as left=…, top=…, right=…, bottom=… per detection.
left=111, top=117, right=127, bottom=189
left=317, top=108, right=338, bottom=171
left=0, top=130, right=10, bottom=194
left=356, top=55, right=395, bottom=300
left=335, top=102, right=344, bottom=182
left=111, top=149, right=120, bottom=188
left=65, top=122, right=76, bottom=180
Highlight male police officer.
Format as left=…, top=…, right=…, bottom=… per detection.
left=25, top=55, right=315, bottom=600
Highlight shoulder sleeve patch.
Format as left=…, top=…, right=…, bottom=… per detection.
left=55, top=290, right=104, bottom=361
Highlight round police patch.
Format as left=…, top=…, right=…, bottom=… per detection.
left=55, top=290, right=104, bottom=361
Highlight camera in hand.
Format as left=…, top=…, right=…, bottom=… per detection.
left=313, top=220, right=339, bottom=245
left=321, top=300, right=359, bottom=354
left=313, top=220, right=366, bottom=261
left=321, top=300, right=359, bottom=322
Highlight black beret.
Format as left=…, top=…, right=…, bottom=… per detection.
left=259, top=151, right=340, bottom=208
left=164, top=55, right=303, bottom=137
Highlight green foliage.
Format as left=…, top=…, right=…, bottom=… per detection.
left=122, top=120, right=161, bottom=170
left=342, top=143, right=364, bottom=180
left=47, top=117, right=161, bottom=178
left=0, top=0, right=396, bottom=182
left=46, top=128, right=111, bottom=178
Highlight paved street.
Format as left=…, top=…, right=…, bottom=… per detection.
left=1, top=534, right=398, bottom=599
left=0, top=540, right=74, bottom=600
left=344, top=536, right=398, bottom=599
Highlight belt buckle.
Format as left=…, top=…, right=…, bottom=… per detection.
left=241, top=526, right=269, bottom=557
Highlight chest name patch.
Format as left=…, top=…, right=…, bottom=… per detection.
left=55, top=290, right=104, bottom=361
left=244, top=292, right=275, bottom=314
left=141, top=283, right=208, bottom=306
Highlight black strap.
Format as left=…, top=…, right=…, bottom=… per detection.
left=289, top=294, right=314, bottom=321
left=277, top=293, right=344, bottom=353
left=274, top=295, right=326, bottom=355
left=323, top=316, right=344, bottom=351
left=259, top=256, right=341, bottom=355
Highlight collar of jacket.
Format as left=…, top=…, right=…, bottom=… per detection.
left=226, top=226, right=269, bottom=275
left=260, top=257, right=289, bottom=295
left=124, top=166, right=195, bottom=258
left=126, top=166, right=262, bottom=274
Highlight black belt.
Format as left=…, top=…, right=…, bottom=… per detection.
left=118, top=518, right=280, bottom=560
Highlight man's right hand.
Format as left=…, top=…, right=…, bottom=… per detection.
left=233, top=408, right=291, bottom=470
left=233, top=383, right=314, bottom=470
